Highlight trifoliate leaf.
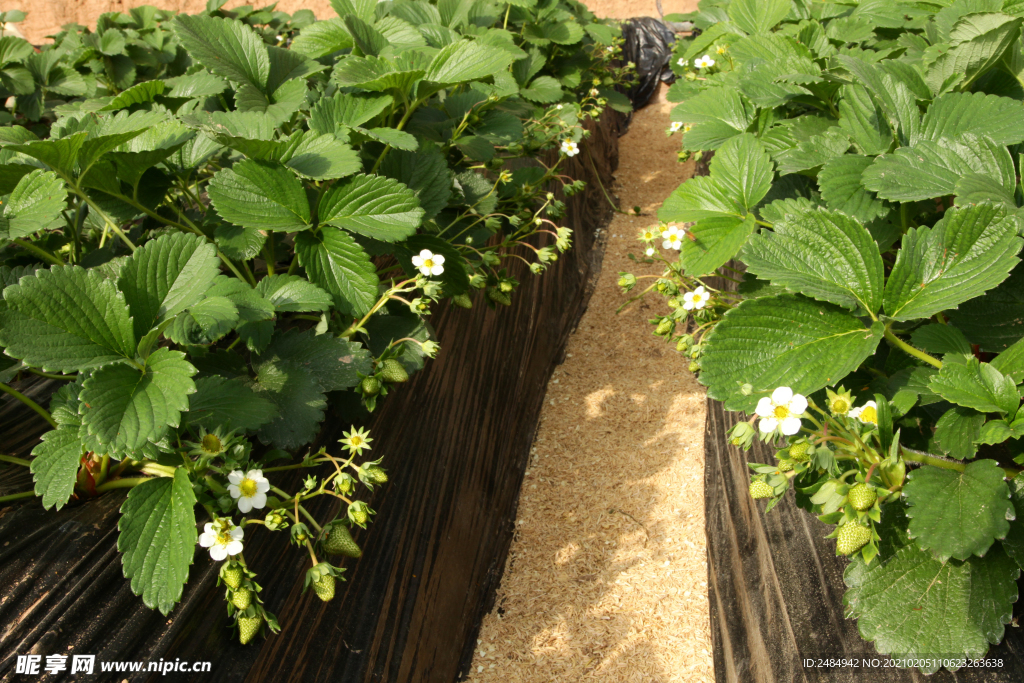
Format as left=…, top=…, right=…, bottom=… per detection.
left=700, top=294, right=884, bottom=412
left=30, top=427, right=84, bottom=510
left=295, top=226, right=379, bottom=317
left=118, top=232, right=221, bottom=342
left=816, top=155, right=888, bottom=225
left=424, top=39, right=516, bottom=84
left=291, top=18, right=354, bottom=58
left=258, top=328, right=371, bottom=392
left=519, top=75, right=563, bottom=103
left=318, top=173, right=424, bottom=241
left=0, top=266, right=136, bottom=372
left=251, top=360, right=326, bottom=449
left=904, top=459, right=1015, bottom=561
left=332, top=53, right=427, bottom=92
left=208, top=159, right=311, bottom=232
left=186, top=375, right=278, bottom=432
left=1, top=169, right=66, bottom=238
left=173, top=14, right=268, bottom=90
left=882, top=203, right=1021, bottom=321
left=165, top=296, right=239, bottom=346
left=379, top=145, right=452, bottom=221
left=255, top=274, right=333, bottom=312
left=838, top=84, right=893, bottom=156
left=925, top=13, right=1023, bottom=94
left=933, top=406, right=985, bottom=460
left=79, top=348, right=197, bottom=455
left=118, top=468, right=197, bottom=615
left=284, top=133, right=362, bottom=181
left=844, top=542, right=1019, bottom=671
left=743, top=208, right=883, bottom=312
left=928, top=358, right=1020, bottom=418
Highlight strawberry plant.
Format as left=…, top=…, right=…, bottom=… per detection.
left=620, top=0, right=1024, bottom=671
left=0, top=0, right=631, bottom=643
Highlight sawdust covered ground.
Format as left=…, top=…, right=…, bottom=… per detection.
left=465, top=11, right=712, bottom=681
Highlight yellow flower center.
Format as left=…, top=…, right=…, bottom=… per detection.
left=239, top=478, right=258, bottom=498
left=831, top=398, right=850, bottom=414
left=350, top=436, right=363, bottom=446
left=216, top=530, right=233, bottom=545
left=859, top=406, right=878, bottom=424
left=423, top=259, right=434, bottom=269
left=773, top=405, right=791, bottom=419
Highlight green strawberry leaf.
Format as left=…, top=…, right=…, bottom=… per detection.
left=308, top=92, right=392, bottom=135
left=910, top=323, right=972, bottom=355
left=903, top=459, right=1015, bottom=561
left=173, top=14, right=268, bottom=90
left=916, top=91, right=1024, bottom=146
left=165, top=296, right=239, bottom=346
left=844, top=542, right=1019, bottom=671
left=291, top=18, right=355, bottom=59
left=2, top=169, right=67, bottom=239
left=257, top=328, right=372, bottom=392
left=682, top=214, right=757, bottom=277
left=816, top=155, right=888, bottom=225
left=186, top=375, right=278, bottom=432
left=318, top=173, right=423, bottom=241
left=379, top=145, right=452, bottom=221
left=295, top=226, right=379, bottom=317
left=728, top=0, right=791, bottom=35
left=933, top=406, right=985, bottom=460
left=423, top=39, right=516, bottom=85
left=251, top=361, right=326, bottom=449
left=118, top=468, right=197, bottom=615
left=0, top=266, right=136, bottom=372
left=208, top=160, right=311, bottom=232
left=255, top=274, right=333, bottom=312
left=928, top=358, right=1020, bottom=418
left=30, top=426, right=84, bottom=510
left=882, top=203, right=1021, bottom=322
left=742, top=207, right=884, bottom=312
left=79, top=348, right=197, bottom=456
left=948, top=266, right=1024, bottom=353
left=699, top=294, right=884, bottom=413
left=118, top=232, right=222, bottom=342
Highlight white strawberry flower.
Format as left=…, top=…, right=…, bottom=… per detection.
left=645, top=247, right=655, bottom=256
left=606, top=46, right=614, bottom=52
left=755, top=387, right=807, bottom=436
left=412, top=249, right=445, bottom=276
left=682, top=286, right=710, bottom=311
left=589, top=88, right=600, bottom=96
left=662, top=226, right=684, bottom=250
left=198, top=519, right=244, bottom=561
left=677, top=58, right=688, bottom=67
left=555, top=104, right=563, bottom=110
left=849, top=400, right=878, bottom=425
left=227, top=469, right=270, bottom=513
left=695, top=54, right=715, bottom=69
left=560, top=139, right=579, bottom=157
left=639, top=227, right=657, bottom=242
left=669, top=121, right=683, bottom=133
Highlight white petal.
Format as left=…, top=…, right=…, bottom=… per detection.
left=412, top=255, right=424, bottom=266
left=418, top=266, right=432, bottom=276
left=237, top=497, right=253, bottom=513
left=694, top=286, right=706, bottom=296
left=225, top=540, right=243, bottom=556
left=227, top=471, right=244, bottom=485
left=758, top=417, right=779, bottom=433
left=662, top=240, right=673, bottom=249
left=418, top=249, right=433, bottom=259
left=256, top=479, right=271, bottom=493
left=227, top=484, right=241, bottom=499
left=431, top=264, right=445, bottom=275
left=204, top=523, right=215, bottom=534
left=230, top=527, right=244, bottom=541
left=788, top=394, right=808, bottom=415
left=771, top=386, right=794, bottom=405
left=755, top=397, right=775, bottom=418
left=250, top=492, right=267, bottom=509
left=780, top=416, right=803, bottom=435
left=209, top=545, right=228, bottom=561
left=683, top=301, right=694, bottom=310
left=433, top=253, right=445, bottom=265
left=849, top=406, right=862, bottom=419
left=199, top=533, right=216, bottom=548
left=863, top=400, right=877, bottom=409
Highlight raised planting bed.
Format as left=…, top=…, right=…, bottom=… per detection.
left=0, top=2, right=629, bottom=681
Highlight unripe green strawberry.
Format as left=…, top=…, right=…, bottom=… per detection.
left=238, top=616, right=261, bottom=645
left=749, top=480, right=774, bottom=499
left=313, top=574, right=335, bottom=602
left=361, top=464, right=388, bottom=485
left=488, top=289, right=511, bottom=306
left=688, top=361, right=699, bottom=373
left=452, top=293, right=473, bottom=308
left=324, top=525, right=362, bottom=558
left=379, top=359, right=409, bottom=383
left=222, top=565, right=244, bottom=590
left=499, top=280, right=514, bottom=293
left=360, top=376, right=381, bottom=396
left=655, top=318, right=674, bottom=335
left=777, top=459, right=794, bottom=473
left=836, top=523, right=871, bottom=556
left=231, top=587, right=252, bottom=610
left=847, top=483, right=877, bottom=511
left=788, top=442, right=810, bottom=461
